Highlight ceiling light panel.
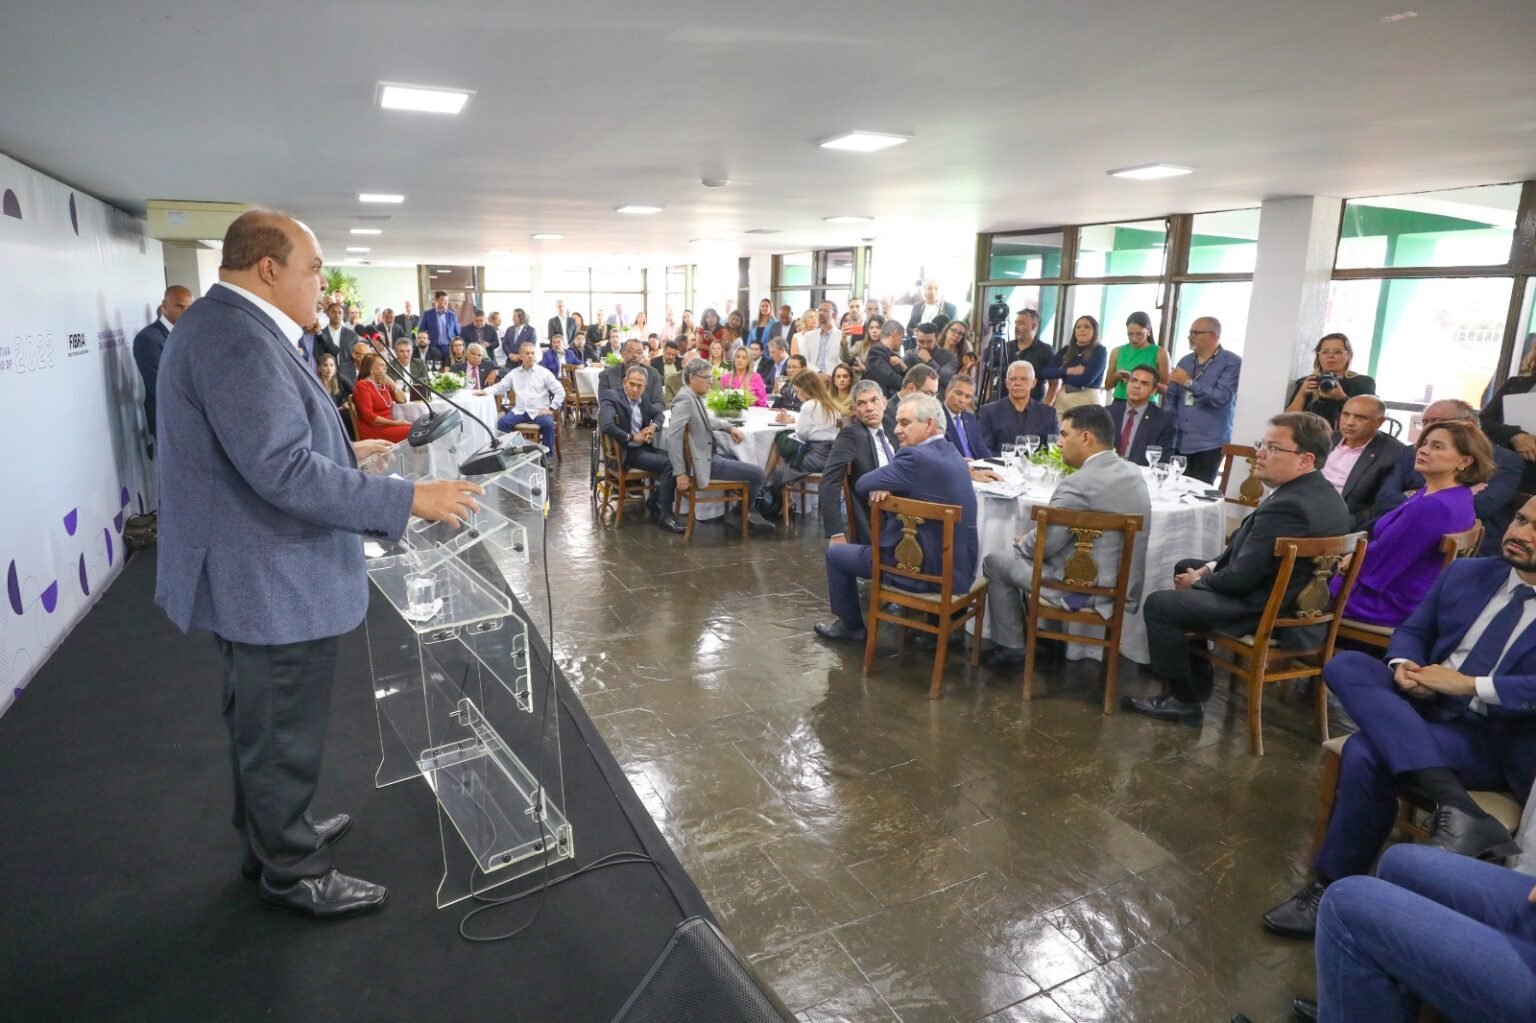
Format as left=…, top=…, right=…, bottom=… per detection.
left=1107, top=163, right=1194, bottom=180
left=376, top=82, right=474, bottom=114
left=818, top=131, right=910, bottom=152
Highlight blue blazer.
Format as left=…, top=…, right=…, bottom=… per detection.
left=854, top=437, right=978, bottom=594
left=418, top=307, right=460, bottom=357
left=945, top=410, right=992, bottom=460
left=132, top=318, right=169, bottom=434
left=154, top=285, right=415, bottom=645
left=503, top=323, right=536, bottom=353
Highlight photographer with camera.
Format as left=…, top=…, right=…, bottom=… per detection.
left=1284, top=332, right=1376, bottom=430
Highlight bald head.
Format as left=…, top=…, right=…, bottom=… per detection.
left=217, top=209, right=324, bottom=328
left=161, top=285, right=193, bottom=325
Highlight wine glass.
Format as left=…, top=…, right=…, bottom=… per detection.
left=1021, top=435, right=1041, bottom=458
left=1000, top=442, right=1016, bottom=472
left=1047, top=433, right=1061, bottom=452
left=1145, top=445, right=1163, bottom=470
left=1169, top=454, right=1188, bottom=478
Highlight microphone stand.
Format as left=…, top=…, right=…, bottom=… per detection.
left=377, top=345, right=462, bottom=447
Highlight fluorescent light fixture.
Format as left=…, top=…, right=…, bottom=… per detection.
left=823, top=215, right=873, bottom=224
left=1107, top=163, right=1194, bottom=180
left=357, top=193, right=405, bottom=204
left=614, top=205, right=663, bottom=215
left=818, top=131, right=909, bottom=153
left=376, top=82, right=474, bottom=115
left=350, top=228, right=382, bottom=235
left=530, top=233, right=564, bottom=240
left=346, top=246, right=371, bottom=253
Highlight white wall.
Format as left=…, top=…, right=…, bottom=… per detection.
left=342, top=265, right=419, bottom=319
left=0, top=151, right=164, bottom=714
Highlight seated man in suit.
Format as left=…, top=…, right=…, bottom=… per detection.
left=771, top=354, right=809, bottom=410
left=882, top=363, right=941, bottom=437
left=1126, top=411, right=1352, bottom=724
left=862, top=320, right=909, bottom=396
left=1261, top=496, right=1536, bottom=943
left=820, top=380, right=898, bottom=545
left=539, top=334, right=569, bottom=375
left=758, top=337, right=792, bottom=394
left=658, top=357, right=776, bottom=535
left=454, top=343, right=498, bottom=390
left=1323, top=395, right=1405, bottom=527
left=478, top=340, right=563, bottom=451
left=599, top=364, right=673, bottom=523
left=568, top=331, right=595, bottom=365
left=339, top=340, right=369, bottom=390
left=1375, top=398, right=1523, bottom=555
left=814, top=393, right=978, bottom=644
left=978, top=360, right=1058, bottom=454
left=598, top=338, right=664, bottom=419
left=980, top=404, right=1152, bottom=667
left=389, top=337, right=431, bottom=400
left=943, top=375, right=992, bottom=461
left=1108, top=364, right=1176, bottom=465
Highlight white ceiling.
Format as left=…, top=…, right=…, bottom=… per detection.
left=2, top=0, right=1534, bottom=268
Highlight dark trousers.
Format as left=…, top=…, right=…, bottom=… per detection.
left=1317, top=845, right=1536, bottom=1022
left=623, top=445, right=672, bottom=509
left=498, top=410, right=556, bottom=451
left=1314, top=651, right=1524, bottom=882
left=825, top=544, right=937, bottom=629
left=658, top=455, right=766, bottom=517
left=763, top=440, right=832, bottom=511
left=1179, top=447, right=1223, bottom=484
left=1142, top=557, right=1258, bottom=703
left=215, top=634, right=340, bottom=885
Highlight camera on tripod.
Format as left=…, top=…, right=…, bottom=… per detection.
left=986, top=294, right=1010, bottom=334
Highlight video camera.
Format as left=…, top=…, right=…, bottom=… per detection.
left=986, top=294, right=1010, bottom=329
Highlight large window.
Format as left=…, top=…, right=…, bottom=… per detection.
left=772, top=247, right=869, bottom=320
left=482, top=265, right=532, bottom=326
left=1336, top=184, right=1520, bottom=271
left=548, top=267, right=647, bottom=328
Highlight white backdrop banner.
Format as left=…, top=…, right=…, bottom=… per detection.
left=0, top=152, right=164, bottom=715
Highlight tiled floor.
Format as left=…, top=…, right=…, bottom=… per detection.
left=518, top=430, right=1331, bottom=1022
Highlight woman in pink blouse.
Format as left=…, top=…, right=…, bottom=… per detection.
left=720, top=345, right=768, bottom=406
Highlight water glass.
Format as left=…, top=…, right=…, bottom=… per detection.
left=1000, top=442, right=1016, bottom=467
left=405, top=573, right=438, bottom=619
left=1022, top=435, right=1040, bottom=457
left=1146, top=445, right=1163, bottom=469
left=1168, top=454, right=1188, bottom=478
left=1047, top=434, right=1061, bottom=452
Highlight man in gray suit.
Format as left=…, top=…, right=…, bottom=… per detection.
left=155, top=210, right=482, bottom=919
left=658, top=357, right=776, bottom=534
left=981, top=404, right=1151, bottom=667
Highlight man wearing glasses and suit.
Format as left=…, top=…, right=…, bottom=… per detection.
left=658, top=358, right=776, bottom=535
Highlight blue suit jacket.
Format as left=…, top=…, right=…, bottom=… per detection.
left=132, top=318, right=169, bottom=434
left=1107, top=399, right=1177, bottom=466
left=945, top=410, right=992, bottom=460
left=1374, top=443, right=1523, bottom=556
left=418, top=308, right=460, bottom=357
left=855, top=437, right=978, bottom=594
left=154, top=285, right=415, bottom=645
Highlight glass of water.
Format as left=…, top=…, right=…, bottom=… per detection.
left=1145, top=445, right=1163, bottom=469
left=1022, top=435, right=1040, bottom=458
left=1047, top=433, right=1061, bottom=452
left=405, top=573, right=438, bottom=620
left=1000, top=442, right=1016, bottom=471
left=1168, top=453, right=1188, bottom=477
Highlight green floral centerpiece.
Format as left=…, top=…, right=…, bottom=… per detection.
left=427, top=370, right=466, bottom=396
left=603, top=352, right=622, bottom=366
left=1029, top=445, right=1074, bottom=475
left=706, top=388, right=752, bottom=416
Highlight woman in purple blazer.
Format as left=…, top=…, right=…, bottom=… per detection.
left=1339, top=421, right=1494, bottom=626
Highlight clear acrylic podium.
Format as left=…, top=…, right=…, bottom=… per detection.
left=359, top=428, right=572, bottom=908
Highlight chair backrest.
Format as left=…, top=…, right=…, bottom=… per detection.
left=843, top=477, right=861, bottom=544
left=867, top=494, right=962, bottom=602
left=561, top=364, right=580, bottom=403
left=1253, top=532, right=1369, bottom=651
left=599, top=429, right=624, bottom=468
left=1025, top=505, right=1144, bottom=608
left=1219, top=443, right=1263, bottom=507
left=1439, top=523, right=1485, bottom=569
left=1382, top=416, right=1403, bottom=438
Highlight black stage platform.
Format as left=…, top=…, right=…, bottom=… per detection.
left=0, top=549, right=714, bottom=1022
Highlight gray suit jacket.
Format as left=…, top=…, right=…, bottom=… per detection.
left=1019, top=451, right=1152, bottom=613
left=154, top=284, right=415, bottom=645
left=664, top=388, right=733, bottom=487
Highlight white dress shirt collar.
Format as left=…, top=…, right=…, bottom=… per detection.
left=157, top=314, right=174, bottom=333
left=214, top=281, right=304, bottom=346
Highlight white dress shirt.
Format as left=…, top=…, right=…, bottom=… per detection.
left=867, top=424, right=893, bottom=467
left=214, top=281, right=303, bottom=351
left=488, top=363, right=564, bottom=414
left=1389, top=568, right=1536, bottom=710
left=794, top=399, right=841, bottom=443
left=157, top=314, right=174, bottom=334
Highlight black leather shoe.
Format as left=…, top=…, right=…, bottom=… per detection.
left=658, top=515, right=686, bottom=534
left=1262, top=880, right=1327, bottom=938
left=1291, top=998, right=1318, bottom=1021
left=242, top=813, right=353, bottom=881
left=746, top=510, right=777, bottom=532
left=814, top=620, right=867, bottom=645
left=1121, top=693, right=1204, bottom=724
left=982, top=646, right=1027, bottom=667
left=1426, top=805, right=1521, bottom=860
left=259, top=868, right=387, bottom=919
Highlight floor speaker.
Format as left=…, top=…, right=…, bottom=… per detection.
left=610, top=916, right=794, bottom=1023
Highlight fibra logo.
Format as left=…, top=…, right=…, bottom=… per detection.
left=67, top=332, right=89, bottom=357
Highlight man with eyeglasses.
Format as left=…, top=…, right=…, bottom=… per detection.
left=1374, top=399, right=1524, bottom=555
left=1125, top=411, right=1351, bottom=724
left=1165, top=316, right=1241, bottom=483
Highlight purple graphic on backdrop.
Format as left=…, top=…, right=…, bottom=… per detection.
left=78, top=554, right=90, bottom=596
left=68, top=193, right=79, bottom=235
left=104, top=527, right=114, bottom=567
left=63, top=509, right=78, bottom=536
left=5, top=562, right=21, bottom=615
left=2, top=189, right=19, bottom=219
left=40, top=582, right=58, bottom=613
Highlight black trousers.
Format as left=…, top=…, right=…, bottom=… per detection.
left=622, top=445, right=673, bottom=508
left=216, top=634, right=340, bottom=884
left=1179, top=448, right=1223, bottom=484
left=1141, top=558, right=1259, bottom=703
left=658, top=455, right=766, bottom=516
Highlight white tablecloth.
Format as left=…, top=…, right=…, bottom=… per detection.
left=973, top=465, right=1226, bottom=663
left=394, top=393, right=500, bottom=431
left=574, top=367, right=602, bottom=399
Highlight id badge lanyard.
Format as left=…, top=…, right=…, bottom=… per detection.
left=1184, top=348, right=1220, bottom=406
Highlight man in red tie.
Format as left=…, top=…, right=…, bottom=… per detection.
left=1108, top=364, right=1175, bottom=466
left=456, top=343, right=497, bottom=389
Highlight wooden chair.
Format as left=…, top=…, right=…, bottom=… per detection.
left=1310, top=734, right=1523, bottom=859
left=782, top=472, right=822, bottom=524
left=1188, top=532, right=1368, bottom=756
left=1021, top=507, right=1145, bottom=715
left=567, top=364, right=599, bottom=426
left=672, top=432, right=749, bottom=541
left=843, top=477, right=861, bottom=543
left=505, top=386, right=562, bottom=460
left=861, top=495, right=987, bottom=699
left=1335, top=523, right=1484, bottom=651
left=1218, top=443, right=1263, bottom=536
left=595, top=432, right=658, bottom=526
left=559, top=365, right=582, bottom=428
left=344, top=399, right=361, bottom=440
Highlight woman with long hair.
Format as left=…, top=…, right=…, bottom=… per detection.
left=706, top=338, right=727, bottom=373
left=1040, top=314, right=1107, bottom=412
left=632, top=310, right=649, bottom=336
left=940, top=320, right=974, bottom=381
left=1106, top=311, right=1169, bottom=401
left=828, top=362, right=855, bottom=414
left=699, top=307, right=723, bottom=340
left=721, top=345, right=768, bottom=406
left=760, top=369, right=843, bottom=519
left=1285, top=332, right=1377, bottom=429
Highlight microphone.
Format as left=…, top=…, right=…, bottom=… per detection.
left=375, top=344, right=461, bottom=447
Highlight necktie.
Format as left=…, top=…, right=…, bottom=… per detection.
left=875, top=429, right=894, bottom=463
left=1119, top=407, right=1137, bottom=456
left=955, top=416, right=973, bottom=458
left=630, top=401, right=642, bottom=436
left=1460, top=585, right=1536, bottom=676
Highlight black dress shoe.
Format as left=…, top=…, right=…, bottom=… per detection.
left=1262, top=880, right=1327, bottom=939
left=814, top=620, right=867, bottom=645
left=1425, top=805, right=1521, bottom=860
left=982, top=646, right=1027, bottom=667
left=1292, top=997, right=1318, bottom=1021
left=242, top=814, right=353, bottom=881
left=259, top=868, right=387, bottom=919
left=1121, top=693, right=1204, bottom=724
left=658, top=515, right=686, bottom=534
left=746, top=510, right=777, bottom=531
